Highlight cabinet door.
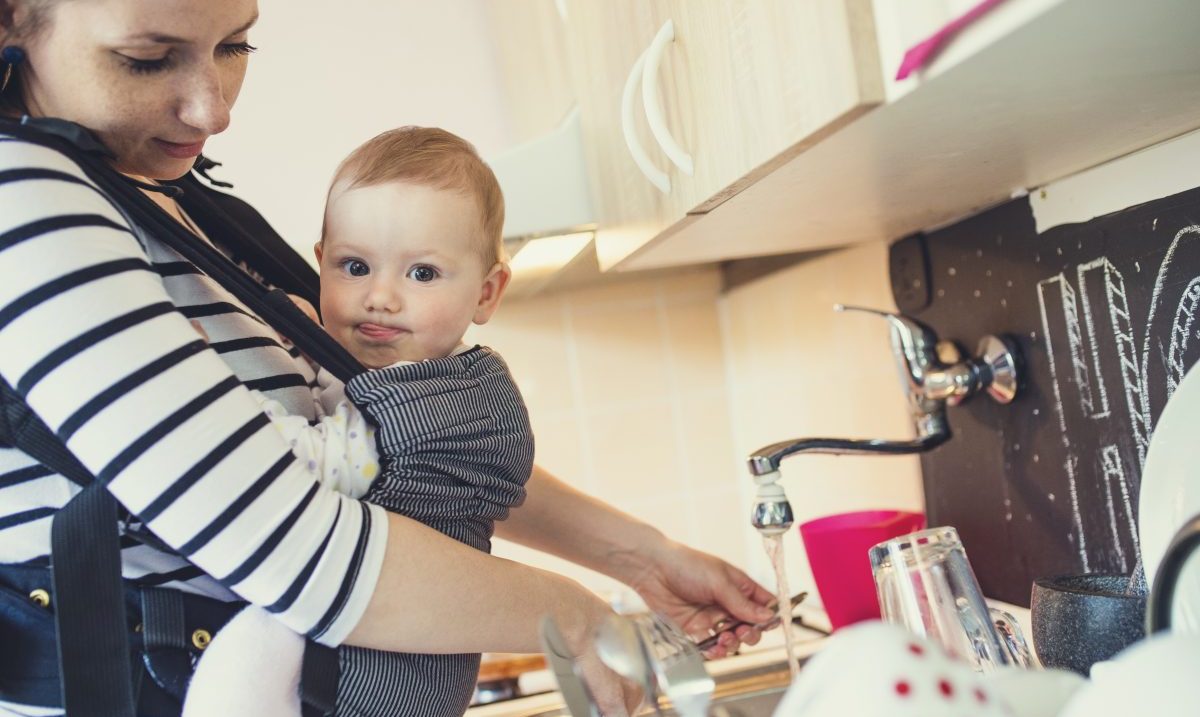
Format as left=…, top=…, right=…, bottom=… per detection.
left=660, top=0, right=885, bottom=218
left=560, top=0, right=680, bottom=270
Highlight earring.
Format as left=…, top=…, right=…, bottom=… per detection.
left=2, top=46, right=26, bottom=93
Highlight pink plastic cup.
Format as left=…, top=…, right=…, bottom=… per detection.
left=799, top=510, right=926, bottom=630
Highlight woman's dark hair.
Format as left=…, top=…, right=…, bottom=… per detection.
left=0, top=0, right=52, bottom=116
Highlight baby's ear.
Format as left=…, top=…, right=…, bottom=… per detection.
left=313, top=241, right=324, bottom=265
left=473, top=262, right=512, bottom=325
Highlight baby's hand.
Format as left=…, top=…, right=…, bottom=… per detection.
left=288, top=294, right=320, bottom=324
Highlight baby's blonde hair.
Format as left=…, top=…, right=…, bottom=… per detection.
left=325, top=127, right=506, bottom=266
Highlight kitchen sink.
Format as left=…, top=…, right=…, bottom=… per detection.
left=522, top=657, right=796, bottom=717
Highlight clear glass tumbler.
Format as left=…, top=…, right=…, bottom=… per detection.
left=869, top=526, right=1034, bottom=671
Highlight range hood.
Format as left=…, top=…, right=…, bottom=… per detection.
left=488, top=106, right=595, bottom=241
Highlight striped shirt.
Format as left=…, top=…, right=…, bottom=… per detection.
left=0, top=134, right=387, bottom=655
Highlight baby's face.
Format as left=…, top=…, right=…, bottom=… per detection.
left=317, top=181, right=506, bottom=368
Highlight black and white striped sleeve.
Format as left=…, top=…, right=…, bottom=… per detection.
left=0, top=138, right=387, bottom=645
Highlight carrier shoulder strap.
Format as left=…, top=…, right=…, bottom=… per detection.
left=171, top=169, right=321, bottom=310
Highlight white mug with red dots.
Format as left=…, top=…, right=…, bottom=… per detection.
left=772, top=622, right=1083, bottom=717
left=869, top=526, right=1034, bottom=671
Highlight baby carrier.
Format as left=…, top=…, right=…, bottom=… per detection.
left=0, top=116, right=365, bottom=717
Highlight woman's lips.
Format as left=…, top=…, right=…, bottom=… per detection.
left=154, top=138, right=206, bottom=159
left=357, top=323, right=405, bottom=341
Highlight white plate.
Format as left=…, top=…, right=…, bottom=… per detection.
left=1140, top=361, right=1200, bottom=631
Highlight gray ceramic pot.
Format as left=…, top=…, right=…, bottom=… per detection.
left=1030, top=573, right=1146, bottom=675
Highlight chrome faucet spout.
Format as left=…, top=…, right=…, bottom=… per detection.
left=747, top=430, right=950, bottom=477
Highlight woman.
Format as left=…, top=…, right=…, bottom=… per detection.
left=0, top=0, right=774, bottom=715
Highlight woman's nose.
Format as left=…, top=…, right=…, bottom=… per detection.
left=178, top=65, right=231, bottom=136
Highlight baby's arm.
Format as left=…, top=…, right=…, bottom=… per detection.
left=255, top=391, right=378, bottom=499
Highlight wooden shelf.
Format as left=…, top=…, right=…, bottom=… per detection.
left=609, top=0, right=1200, bottom=271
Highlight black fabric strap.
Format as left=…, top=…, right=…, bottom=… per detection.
left=0, top=379, right=89, bottom=486
left=140, top=589, right=188, bottom=651
left=300, top=642, right=339, bottom=717
left=171, top=171, right=321, bottom=310
left=51, top=482, right=136, bottom=717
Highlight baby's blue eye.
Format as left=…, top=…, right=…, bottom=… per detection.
left=340, top=259, right=369, bottom=277
left=408, top=265, right=439, bottom=283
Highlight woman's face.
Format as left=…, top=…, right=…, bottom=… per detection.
left=19, top=0, right=258, bottom=179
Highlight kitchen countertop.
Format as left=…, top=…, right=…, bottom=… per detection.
left=466, top=600, right=1033, bottom=716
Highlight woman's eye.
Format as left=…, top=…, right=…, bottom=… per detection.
left=120, top=54, right=172, bottom=75
left=408, top=265, right=439, bottom=283
left=340, top=259, right=370, bottom=277
left=217, top=42, right=258, bottom=59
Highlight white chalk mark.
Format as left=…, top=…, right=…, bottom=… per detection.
left=1038, top=277, right=1090, bottom=569
left=1099, top=443, right=1137, bottom=568
left=1055, top=275, right=1099, bottom=417
left=1141, top=226, right=1200, bottom=446
left=1099, top=445, right=1129, bottom=571
left=1093, top=259, right=1149, bottom=466
left=1167, top=278, right=1200, bottom=397
left=1077, top=259, right=1114, bottom=418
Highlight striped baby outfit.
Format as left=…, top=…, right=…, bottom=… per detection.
left=336, top=346, right=534, bottom=717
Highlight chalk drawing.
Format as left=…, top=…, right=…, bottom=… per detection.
left=1099, top=445, right=1132, bottom=572
left=1167, top=278, right=1200, bottom=395
left=1037, top=276, right=1089, bottom=568
left=1039, top=259, right=1147, bottom=570
left=1106, top=445, right=1140, bottom=565
left=1077, top=259, right=1114, bottom=418
left=1058, top=276, right=1098, bottom=417
left=1140, top=226, right=1200, bottom=438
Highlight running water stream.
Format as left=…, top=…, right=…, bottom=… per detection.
left=762, top=534, right=800, bottom=678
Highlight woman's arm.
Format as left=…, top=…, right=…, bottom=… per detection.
left=497, top=465, right=776, bottom=654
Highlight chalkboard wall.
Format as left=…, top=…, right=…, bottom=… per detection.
left=893, top=186, right=1200, bottom=606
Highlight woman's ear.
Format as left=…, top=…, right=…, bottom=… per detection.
left=473, top=262, right=512, bottom=325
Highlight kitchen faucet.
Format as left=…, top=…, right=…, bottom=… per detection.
left=748, top=305, right=1019, bottom=535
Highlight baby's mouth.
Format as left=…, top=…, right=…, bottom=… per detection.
left=356, top=323, right=406, bottom=341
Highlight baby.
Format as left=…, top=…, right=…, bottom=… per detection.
left=184, top=127, right=533, bottom=717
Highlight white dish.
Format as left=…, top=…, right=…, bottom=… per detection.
left=1140, top=361, right=1200, bottom=631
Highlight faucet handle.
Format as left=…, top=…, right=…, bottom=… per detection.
left=833, top=304, right=939, bottom=384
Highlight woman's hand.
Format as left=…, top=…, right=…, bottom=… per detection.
left=628, top=540, right=776, bottom=659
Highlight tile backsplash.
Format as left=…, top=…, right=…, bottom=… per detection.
left=466, top=242, right=925, bottom=608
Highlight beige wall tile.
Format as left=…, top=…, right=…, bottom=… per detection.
left=663, top=300, right=728, bottom=397
left=584, top=400, right=684, bottom=507
left=686, top=486, right=757, bottom=568
left=570, top=307, right=673, bottom=408
left=528, top=409, right=589, bottom=491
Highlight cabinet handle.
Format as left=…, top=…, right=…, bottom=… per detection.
left=642, top=19, right=694, bottom=177
left=621, top=48, right=671, bottom=194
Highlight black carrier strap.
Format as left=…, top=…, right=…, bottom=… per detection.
left=0, top=116, right=351, bottom=716
left=52, top=483, right=137, bottom=717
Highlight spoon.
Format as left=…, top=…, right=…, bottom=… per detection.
left=595, top=614, right=664, bottom=716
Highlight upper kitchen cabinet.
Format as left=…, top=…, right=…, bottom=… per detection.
left=610, top=0, right=1200, bottom=271
left=483, top=0, right=576, bottom=146
left=559, top=0, right=885, bottom=271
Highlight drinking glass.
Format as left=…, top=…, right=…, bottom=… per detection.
left=869, top=526, right=1034, bottom=671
